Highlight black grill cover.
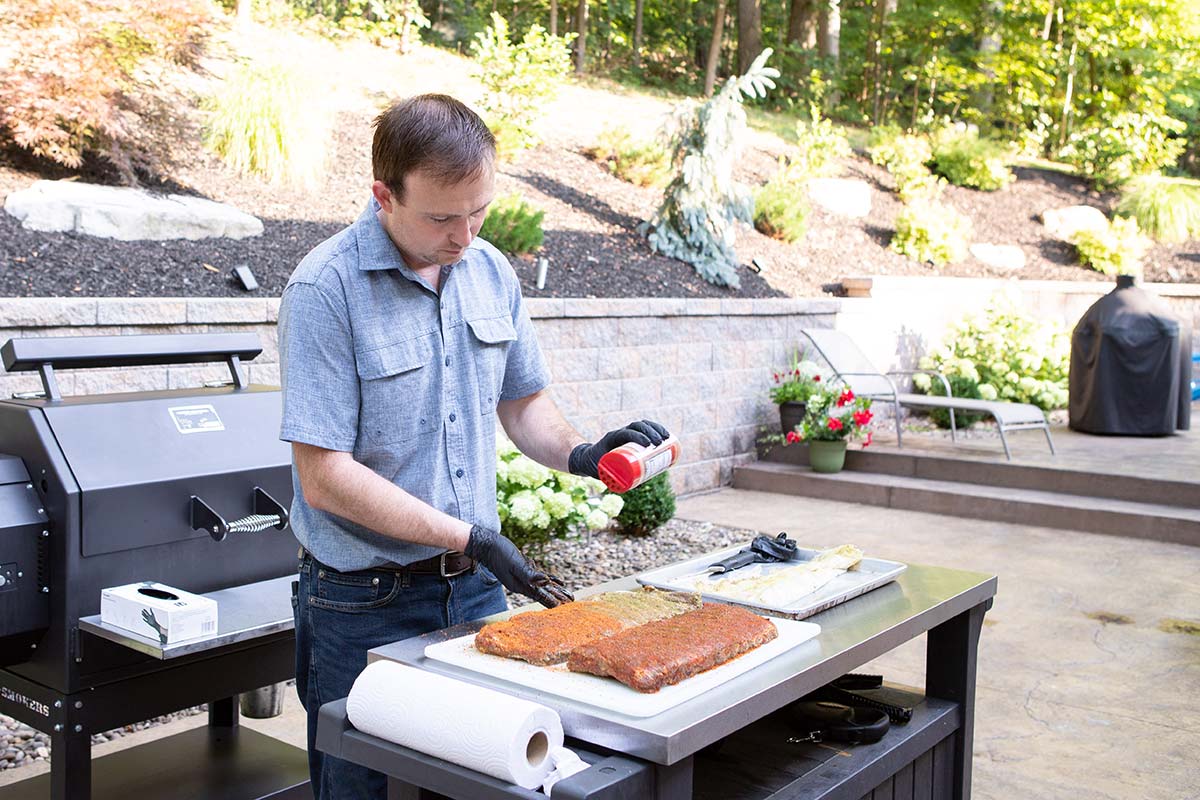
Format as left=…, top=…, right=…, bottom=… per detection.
left=1069, top=277, right=1192, bottom=435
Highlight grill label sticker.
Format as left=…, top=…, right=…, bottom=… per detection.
left=1, top=686, right=49, bottom=718
left=168, top=404, right=225, bottom=434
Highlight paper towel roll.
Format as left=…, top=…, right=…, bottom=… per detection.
left=346, top=660, right=564, bottom=789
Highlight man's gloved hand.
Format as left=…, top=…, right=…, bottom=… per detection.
left=568, top=420, right=671, bottom=480
left=465, top=524, right=573, bottom=608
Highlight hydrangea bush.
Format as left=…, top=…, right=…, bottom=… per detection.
left=496, top=438, right=623, bottom=554
left=913, top=296, right=1069, bottom=427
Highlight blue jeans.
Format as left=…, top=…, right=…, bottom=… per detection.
left=293, top=551, right=507, bottom=800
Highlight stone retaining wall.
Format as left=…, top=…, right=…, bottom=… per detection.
left=0, top=297, right=840, bottom=496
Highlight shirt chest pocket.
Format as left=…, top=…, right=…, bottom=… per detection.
left=466, top=315, right=516, bottom=415
left=356, top=333, right=439, bottom=444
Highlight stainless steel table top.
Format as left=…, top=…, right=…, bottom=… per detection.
left=370, top=560, right=996, bottom=765
left=79, top=575, right=294, bottom=659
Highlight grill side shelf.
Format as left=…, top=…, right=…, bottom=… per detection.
left=77, top=575, right=294, bottom=659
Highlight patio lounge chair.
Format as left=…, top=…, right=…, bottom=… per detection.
left=799, top=328, right=1056, bottom=461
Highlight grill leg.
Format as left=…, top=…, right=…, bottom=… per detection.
left=209, top=695, right=239, bottom=728
left=926, top=599, right=989, bottom=800
left=50, top=721, right=91, bottom=800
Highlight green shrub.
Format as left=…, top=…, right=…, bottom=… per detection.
left=891, top=200, right=972, bottom=266
left=1071, top=215, right=1150, bottom=276
left=1059, top=111, right=1188, bottom=190
left=496, top=439, right=623, bottom=554
left=202, top=60, right=329, bottom=188
left=868, top=128, right=940, bottom=201
left=614, top=473, right=676, bottom=537
left=1115, top=174, right=1200, bottom=243
left=930, top=130, right=1014, bottom=191
left=914, top=296, right=1069, bottom=427
left=585, top=126, right=671, bottom=188
left=471, top=12, right=574, bottom=159
left=479, top=193, right=545, bottom=255
left=793, top=107, right=851, bottom=179
left=754, top=165, right=809, bottom=243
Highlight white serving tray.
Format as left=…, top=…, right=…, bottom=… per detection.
left=423, top=616, right=820, bottom=718
left=635, top=544, right=907, bottom=620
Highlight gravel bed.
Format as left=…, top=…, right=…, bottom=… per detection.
left=0, top=517, right=759, bottom=770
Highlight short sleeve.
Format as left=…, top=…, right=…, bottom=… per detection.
left=278, top=281, right=360, bottom=451
left=499, top=282, right=550, bottom=402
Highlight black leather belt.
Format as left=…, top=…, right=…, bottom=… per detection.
left=400, top=551, right=476, bottom=578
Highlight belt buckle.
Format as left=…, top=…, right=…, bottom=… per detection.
left=439, top=551, right=471, bottom=578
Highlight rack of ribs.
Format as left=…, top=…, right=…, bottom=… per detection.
left=566, top=603, right=778, bottom=692
left=474, top=587, right=702, bottom=665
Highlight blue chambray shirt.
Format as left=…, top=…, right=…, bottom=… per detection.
left=278, top=197, right=550, bottom=571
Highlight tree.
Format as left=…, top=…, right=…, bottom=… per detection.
left=633, top=0, right=644, bottom=69
left=818, top=0, right=840, bottom=64
left=641, top=50, right=780, bottom=288
left=550, top=0, right=558, bottom=36
left=787, top=0, right=817, bottom=49
left=736, top=0, right=763, bottom=75
left=574, top=0, right=588, bottom=74
left=704, top=0, right=728, bottom=96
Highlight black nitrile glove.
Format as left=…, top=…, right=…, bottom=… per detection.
left=465, top=524, right=573, bottom=608
left=568, top=420, right=671, bottom=480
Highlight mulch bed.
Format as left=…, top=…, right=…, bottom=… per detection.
left=1, top=104, right=1197, bottom=299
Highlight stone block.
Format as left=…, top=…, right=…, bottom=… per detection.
left=570, top=318, right=620, bottom=348
left=531, top=318, right=576, bottom=350
left=548, top=348, right=600, bottom=383
left=265, top=299, right=282, bottom=323
left=720, top=299, right=757, bottom=316
left=168, top=364, right=232, bottom=390
left=594, top=347, right=640, bottom=380
left=723, top=315, right=788, bottom=342
left=547, top=384, right=579, bottom=416
left=627, top=344, right=677, bottom=378
left=526, top=298, right=565, bottom=319
left=676, top=342, right=713, bottom=372
left=119, top=324, right=205, bottom=336
left=683, top=298, right=722, bottom=316
left=620, top=376, right=661, bottom=411
left=644, top=298, right=687, bottom=317
left=250, top=362, right=281, bottom=387
left=577, top=379, right=623, bottom=413
left=617, top=317, right=670, bottom=347
left=216, top=323, right=279, bottom=364
left=74, top=366, right=168, bottom=395
left=682, top=459, right=721, bottom=495
left=697, top=431, right=735, bottom=461
left=677, top=401, right=720, bottom=433
left=186, top=299, right=272, bottom=324
left=97, top=299, right=188, bottom=325
left=564, top=298, right=645, bottom=318
left=713, top=339, right=774, bottom=369
left=0, top=299, right=98, bottom=327
left=0, top=372, right=60, bottom=399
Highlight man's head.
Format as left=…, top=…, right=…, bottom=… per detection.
left=370, top=94, right=496, bottom=270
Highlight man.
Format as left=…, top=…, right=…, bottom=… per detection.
left=277, top=93, right=671, bottom=799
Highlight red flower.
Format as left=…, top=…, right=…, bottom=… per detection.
left=837, top=388, right=855, bottom=407
left=785, top=430, right=801, bottom=444
left=862, top=432, right=873, bottom=449
left=827, top=418, right=843, bottom=432
left=813, top=375, right=821, bottom=382
left=853, top=409, right=873, bottom=427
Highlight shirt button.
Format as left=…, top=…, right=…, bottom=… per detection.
left=445, top=355, right=451, bottom=366
left=456, top=469, right=464, bottom=478
left=449, top=413, right=456, bottom=422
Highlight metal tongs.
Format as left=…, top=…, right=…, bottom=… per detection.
left=706, top=532, right=800, bottom=575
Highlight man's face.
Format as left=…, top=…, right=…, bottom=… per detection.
left=371, top=166, right=495, bottom=270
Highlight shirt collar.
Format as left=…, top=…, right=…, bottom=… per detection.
left=353, top=196, right=472, bottom=275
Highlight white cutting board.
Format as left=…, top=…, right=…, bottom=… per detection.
left=423, top=617, right=820, bottom=718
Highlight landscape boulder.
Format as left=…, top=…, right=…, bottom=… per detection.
left=970, top=243, right=1026, bottom=272
left=1040, top=205, right=1108, bottom=242
left=806, top=178, right=873, bottom=218
left=4, top=180, right=263, bottom=241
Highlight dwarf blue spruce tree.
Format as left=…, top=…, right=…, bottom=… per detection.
left=639, top=50, right=780, bottom=289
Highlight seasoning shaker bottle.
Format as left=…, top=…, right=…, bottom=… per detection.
left=597, top=436, right=681, bottom=493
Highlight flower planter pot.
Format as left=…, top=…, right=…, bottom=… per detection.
left=779, top=402, right=807, bottom=435
left=808, top=439, right=848, bottom=473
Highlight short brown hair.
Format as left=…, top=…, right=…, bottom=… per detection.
left=372, top=94, right=495, bottom=201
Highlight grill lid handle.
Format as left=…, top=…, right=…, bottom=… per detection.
left=191, top=487, right=290, bottom=542
left=2, top=333, right=262, bottom=401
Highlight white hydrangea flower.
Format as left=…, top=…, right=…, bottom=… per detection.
left=507, top=491, right=542, bottom=525
left=599, top=493, right=624, bottom=516
left=542, top=492, right=574, bottom=520
left=585, top=509, right=610, bottom=530
left=977, top=383, right=999, bottom=401
left=507, top=456, right=552, bottom=489
left=536, top=485, right=555, bottom=500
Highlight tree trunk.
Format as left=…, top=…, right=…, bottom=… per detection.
left=574, top=0, right=588, bottom=74
left=704, top=0, right=728, bottom=96
left=786, top=0, right=817, bottom=49
left=975, top=0, right=1002, bottom=115
left=633, top=0, right=644, bottom=69
left=550, top=0, right=558, bottom=35
left=867, top=0, right=897, bottom=123
left=736, top=0, right=763, bottom=76
left=817, top=0, right=841, bottom=64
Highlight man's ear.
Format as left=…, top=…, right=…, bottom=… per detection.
left=371, top=180, right=396, bottom=213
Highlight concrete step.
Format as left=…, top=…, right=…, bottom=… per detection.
left=733, top=461, right=1200, bottom=546
left=760, top=444, right=1200, bottom=509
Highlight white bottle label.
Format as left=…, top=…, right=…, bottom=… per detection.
left=642, top=447, right=674, bottom=480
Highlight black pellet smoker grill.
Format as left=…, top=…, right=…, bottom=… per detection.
left=0, top=333, right=309, bottom=800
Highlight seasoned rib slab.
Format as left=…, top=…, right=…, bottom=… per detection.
left=566, top=603, right=778, bottom=692
left=475, top=588, right=701, bottom=666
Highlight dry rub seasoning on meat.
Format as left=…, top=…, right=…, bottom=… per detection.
left=474, top=587, right=701, bottom=665
left=566, top=603, right=778, bottom=692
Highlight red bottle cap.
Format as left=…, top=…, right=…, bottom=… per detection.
left=597, top=449, right=641, bottom=494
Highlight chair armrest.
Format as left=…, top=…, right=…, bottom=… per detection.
left=830, top=371, right=900, bottom=398
left=886, top=369, right=953, bottom=398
